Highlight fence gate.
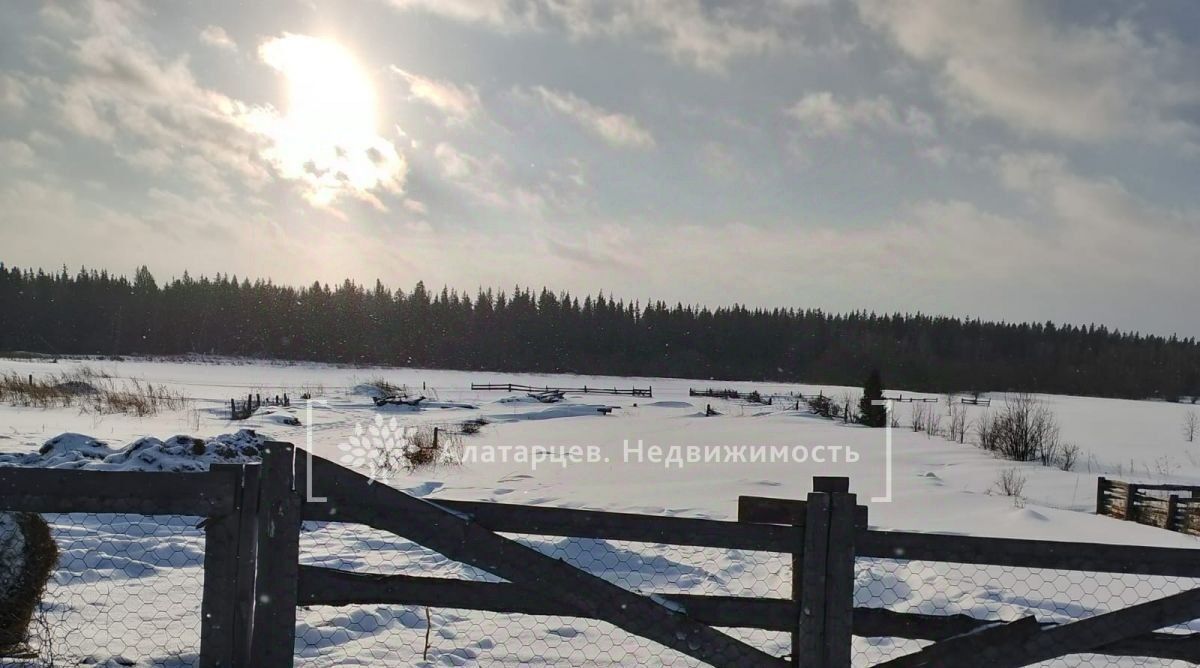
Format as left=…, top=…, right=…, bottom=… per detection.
left=10, top=443, right=1200, bottom=667
left=290, top=446, right=791, bottom=667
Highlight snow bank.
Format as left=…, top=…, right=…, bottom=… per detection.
left=0, top=430, right=266, bottom=471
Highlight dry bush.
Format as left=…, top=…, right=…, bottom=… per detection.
left=923, top=410, right=942, bottom=438
left=366, top=377, right=403, bottom=396
left=399, top=426, right=463, bottom=472
left=994, top=468, right=1028, bottom=500
left=910, top=403, right=928, bottom=432
left=991, top=394, right=1060, bottom=463
left=1057, top=443, right=1081, bottom=471
left=460, top=418, right=487, bottom=435
left=0, top=370, right=185, bottom=417
left=0, top=513, right=58, bottom=657
left=976, top=410, right=999, bottom=452
left=806, top=394, right=835, bottom=419
left=1185, top=411, right=1199, bottom=443
left=85, top=379, right=188, bottom=417
left=0, top=373, right=75, bottom=408
left=839, top=392, right=857, bottom=424
left=946, top=401, right=968, bottom=443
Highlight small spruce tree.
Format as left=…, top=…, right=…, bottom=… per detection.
left=859, top=369, right=887, bottom=427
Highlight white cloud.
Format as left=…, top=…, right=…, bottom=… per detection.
left=384, top=0, right=810, bottom=73
left=698, top=141, right=747, bottom=181
left=199, top=25, right=237, bottom=52
left=119, top=146, right=173, bottom=173
left=37, top=2, right=405, bottom=211
left=432, top=142, right=547, bottom=215
left=48, top=0, right=270, bottom=189
left=532, top=86, right=655, bottom=149
left=0, top=140, right=36, bottom=168
left=539, top=0, right=784, bottom=73
left=785, top=91, right=934, bottom=138
left=384, top=0, right=533, bottom=31
left=856, top=0, right=1200, bottom=144
left=27, top=130, right=62, bottom=148
left=0, top=74, right=30, bottom=111
left=390, top=67, right=481, bottom=123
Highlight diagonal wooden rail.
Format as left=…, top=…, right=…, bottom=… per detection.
left=300, top=452, right=788, bottom=667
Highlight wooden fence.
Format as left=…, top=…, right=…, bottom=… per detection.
left=471, top=382, right=652, bottom=397
left=4, top=449, right=1200, bottom=666
left=1096, top=476, right=1200, bottom=535
left=229, top=392, right=290, bottom=420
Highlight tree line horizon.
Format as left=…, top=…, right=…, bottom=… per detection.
left=2, top=263, right=1198, bottom=402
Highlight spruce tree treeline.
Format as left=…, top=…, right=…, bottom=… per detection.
left=2, top=264, right=1198, bottom=401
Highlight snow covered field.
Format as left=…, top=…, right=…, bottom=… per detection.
left=2, top=356, right=1200, bottom=666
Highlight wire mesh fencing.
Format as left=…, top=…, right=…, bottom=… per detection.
left=853, top=556, right=1200, bottom=667
left=294, top=520, right=792, bottom=666
left=2, top=512, right=204, bottom=667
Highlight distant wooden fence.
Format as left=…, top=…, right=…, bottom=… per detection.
left=5, top=454, right=1200, bottom=666
left=690, top=388, right=742, bottom=399
left=471, top=382, right=652, bottom=397
left=1096, top=477, right=1200, bottom=535
left=229, top=392, right=290, bottom=420
left=882, top=395, right=939, bottom=403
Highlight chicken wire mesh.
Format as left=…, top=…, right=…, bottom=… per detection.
left=2, top=512, right=203, bottom=668
left=853, top=556, right=1200, bottom=667
left=295, top=520, right=792, bottom=665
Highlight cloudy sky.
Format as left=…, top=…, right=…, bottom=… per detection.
left=2, top=0, right=1199, bottom=335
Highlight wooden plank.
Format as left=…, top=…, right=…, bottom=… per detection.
left=738, top=496, right=867, bottom=529
left=0, top=467, right=236, bottom=516
left=1111, top=482, right=1200, bottom=493
left=857, top=530, right=1200, bottom=576
left=994, top=587, right=1200, bottom=667
left=305, top=453, right=788, bottom=667
left=297, top=566, right=794, bottom=631
left=796, top=492, right=831, bottom=666
left=853, top=607, right=1200, bottom=662
left=823, top=491, right=857, bottom=668
left=232, top=464, right=262, bottom=666
left=813, top=477, right=850, bottom=493
left=308, top=496, right=797, bottom=553
left=199, top=466, right=243, bottom=667
left=874, top=616, right=1041, bottom=667
left=739, top=496, right=808, bottom=526
left=249, top=443, right=301, bottom=668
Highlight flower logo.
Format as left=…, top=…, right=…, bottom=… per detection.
left=338, top=414, right=411, bottom=482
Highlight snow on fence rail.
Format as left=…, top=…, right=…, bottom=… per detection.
left=4, top=452, right=1200, bottom=666
left=471, top=382, right=652, bottom=397
left=1097, top=477, right=1200, bottom=536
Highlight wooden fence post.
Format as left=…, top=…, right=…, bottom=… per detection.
left=821, top=478, right=858, bottom=668
left=1167, top=494, right=1180, bottom=532
left=795, top=477, right=857, bottom=667
left=1095, top=477, right=1107, bottom=515
left=199, top=463, right=263, bottom=667
left=249, top=442, right=301, bottom=667
left=199, top=466, right=240, bottom=667
left=1125, top=484, right=1140, bottom=522
left=797, top=489, right=831, bottom=664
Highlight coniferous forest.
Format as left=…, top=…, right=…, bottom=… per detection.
left=2, top=264, right=1198, bottom=401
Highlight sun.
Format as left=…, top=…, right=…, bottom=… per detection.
left=256, top=34, right=404, bottom=207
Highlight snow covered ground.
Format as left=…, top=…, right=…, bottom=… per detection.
left=2, top=356, right=1200, bottom=666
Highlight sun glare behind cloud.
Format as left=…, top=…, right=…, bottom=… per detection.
left=255, top=34, right=405, bottom=208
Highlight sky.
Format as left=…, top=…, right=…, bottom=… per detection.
left=1, top=0, right=1199, bottom=336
